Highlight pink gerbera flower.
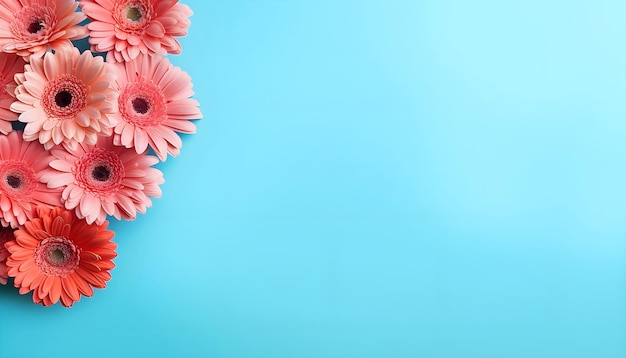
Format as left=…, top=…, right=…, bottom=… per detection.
left=0, top=224, right=15, bottom=285
left=0, top=0, right=88, bottom=58
left=41, top=136, right=164, bottom=225
left=4, top=206, right=117, bottom=307
left=0, top=53, right=24, bottom=134
left=10, top=47, right=117, bottom=150
left=0, top=131, right=62, bottom=228
left=80, top=0, right=192, bottom=63
left=110, top=53, right=200, bottom=161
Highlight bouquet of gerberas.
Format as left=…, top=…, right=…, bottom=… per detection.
left=0, top=0, right=201, bottom=307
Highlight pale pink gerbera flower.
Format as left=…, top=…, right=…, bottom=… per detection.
left=0, top=0, right=88, bottom=58
left=41, top=136, right=164, bottom=225
left=0, top=53, right=25, bottom=134
left=0, top=131, right=62, bottom=228
left=80, top=0, right=192, bottom=63
left=10, top=47, right=117, bottom=150
left=110, top=53, right=200, bottom=161
left=0, top=224, right=15, bottom=285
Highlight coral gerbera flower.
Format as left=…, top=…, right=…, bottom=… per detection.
left=0, top=0, right=88, bottom=58
left=41, top=136, right=164, bottom=225
left=0, top=225, right=15, bottom=285
left=80, top=0, right=192, bottom=63
left=110, top=53, right=201, bottom=161
left=0, top=53, right=25, bottom=134
left=0, top=131, right=62, bottom=228
left=10, top=47, right=117, bottom=150
left=4, top=206, right=117, bottom=307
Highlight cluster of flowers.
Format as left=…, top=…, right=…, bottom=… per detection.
left=0, top=0, right=200, bottom=307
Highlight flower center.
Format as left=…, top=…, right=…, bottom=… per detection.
left=34, top=237, right=80, bottom=277
left=42, top=74, right=87, bottom=120
left=132, top=97, right=149, bottom=114
left=74, top=148, right=125, bottom=196
left=92, top=165, right=111, bottom=182
left=6, top=174, right=21, bottom=189
left=55, top=90, right=73, bottom=108
left=0, top=162, right=36, bottom=198
left=48, top=248, right=65, bottom=265
left=126, top=6, right=143, bottom=22
left=119, top=82, right=166, bottom=127
left=27, top=20, right=44, bottom=34
left=11, top=5, right=55, bottom=40
left=113, top=1, right=152, bottom=34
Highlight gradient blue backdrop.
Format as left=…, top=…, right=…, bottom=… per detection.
left=2, top=1, right=625, bottom=357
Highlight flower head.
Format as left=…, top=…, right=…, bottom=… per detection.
left=0, top=53, right=25, bottom=134
left=0, top=0, right=88, bottom=58
left=0, top=225, right=15, bottom=285
left=110, top=53, right=200, bottom=161
left=4, top=206, right=117, bottom=307
left=41, top=135, right=164, bottom=225
left=0, top=131, right=62, bottom=228
left=80, top=0, right=192, bottom=63
left=11, top=47, right=117, bottom=150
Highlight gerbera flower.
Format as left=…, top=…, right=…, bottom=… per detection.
left=110, top=53, right=200, bottom=161
left=80, top=0, right=193, bottom=63
left=41, top=135, right=164, bottom=225
left=0, top=131, right=62, bottom=228
left=0, top=53, right=25, bottom=134
left=0, top=0, right=88, bottom=58
left=4, top=206, right=117, bottom=307
left=0, top=225, right=15, bottom=285
left=10, top=47, right=117, bottom=150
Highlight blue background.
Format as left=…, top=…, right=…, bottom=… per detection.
left=2, top=1, right=625, bottom=357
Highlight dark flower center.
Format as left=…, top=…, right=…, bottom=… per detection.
left=27, top=20, right=44, bottom=34
left=48, top=248, right=65, bottom=265
left=92, top=165, right=111, bottom=182
left=55, top=90, right=73, bottom=108
left=6, top=174, right=21, bottom=189
left=126, top=6, right=143, bottom=21
left=132, top=97, right=149, bottom=114
left=35, top=237, right=80, bottom=277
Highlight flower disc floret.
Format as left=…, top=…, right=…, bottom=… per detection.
left=74, top=148, right=125, bottom=195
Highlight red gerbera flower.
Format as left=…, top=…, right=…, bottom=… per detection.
left=0, top=224, right=15, bottom=285
left=4, top=206, right=117, bottom=307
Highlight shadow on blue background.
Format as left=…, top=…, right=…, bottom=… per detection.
left=1, top=1, right=625, bottom=357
